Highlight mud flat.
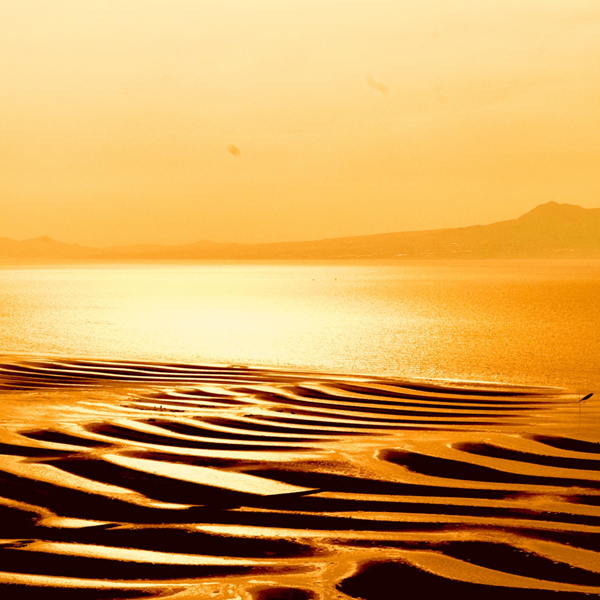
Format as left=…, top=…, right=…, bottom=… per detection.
left=0, top=357, right=598, bottom=599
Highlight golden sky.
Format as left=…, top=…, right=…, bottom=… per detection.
left=2, top=0, right=600, bottom=246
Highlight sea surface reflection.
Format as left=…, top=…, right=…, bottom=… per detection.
left=1, top=259, right=599, bottom=391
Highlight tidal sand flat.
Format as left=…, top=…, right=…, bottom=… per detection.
left=0, top=357, right=599, bottom=599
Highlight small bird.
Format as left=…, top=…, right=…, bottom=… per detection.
left=366, top=75, right=390, bottom=95
left=227, top=144, right=241, bottom=157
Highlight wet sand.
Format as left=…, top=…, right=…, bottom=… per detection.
left=0, top=357, right=598, bottom=599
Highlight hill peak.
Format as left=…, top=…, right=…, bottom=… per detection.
left=518, top=202, right=588, bottom=221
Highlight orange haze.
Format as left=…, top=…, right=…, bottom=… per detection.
left=2, top=1, right=600, bottom=246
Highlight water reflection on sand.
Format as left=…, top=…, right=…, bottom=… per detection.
left=0, top=358, right=598, bottom=599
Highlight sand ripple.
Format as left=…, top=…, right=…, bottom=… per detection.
left=0, top=357, right=598, bottom=599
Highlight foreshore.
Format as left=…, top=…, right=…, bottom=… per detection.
left=0, top=357, right=599, bottom=599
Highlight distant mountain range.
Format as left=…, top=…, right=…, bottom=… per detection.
left=2, top=202, right=600, bottom=260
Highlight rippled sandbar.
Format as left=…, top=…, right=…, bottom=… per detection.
left=0, top=357, right=598, bottom=599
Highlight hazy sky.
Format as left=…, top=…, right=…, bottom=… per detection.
left=2, top=0, right=600, bottom=246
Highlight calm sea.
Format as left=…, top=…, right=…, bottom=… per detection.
left=1, top=260, right=599, bottom=392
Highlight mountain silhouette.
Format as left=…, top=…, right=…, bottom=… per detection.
left=2, top=202, right=600, bottom=260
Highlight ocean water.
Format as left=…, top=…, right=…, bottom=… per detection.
left=1, top=259, right=599, bottom=392
left=1, top=260, right=600, bottom=598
